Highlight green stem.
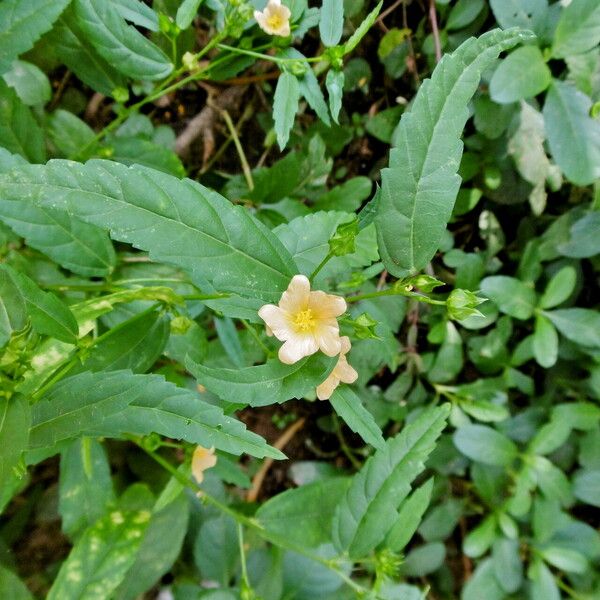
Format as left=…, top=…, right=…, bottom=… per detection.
left=221, top=109, right=254, bottom=191
left=216, top=43, right=323, bottom=65
left=240, top=319, right=273, bottom=358
left=237, top=523, right=252, bottom=594
left=332, top=414, right=363, bottom=471
left=309, top=250, right=335, bottom=283
left=140, top=444, right=367, bottom=594
left=71, top=33, right=228, bottom=160
left=346, top=288, right=446, bottom=306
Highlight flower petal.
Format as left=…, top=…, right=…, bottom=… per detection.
left=309, top=291, right=347, bottom=319
left=316, top=374, right=340, bottom=400
left=279, top=274, right=311, bottom=313
left=340, top=335, right=352, bottom=354
left=317, top=326, right=342, bottom=357
left=278, top=334, right=318, bottom=364
left=337, top=356, right=358, bottom=384
left=258, top=304, right=291, bottom=341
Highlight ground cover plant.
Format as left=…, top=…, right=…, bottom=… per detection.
left=0, top=0, right=599, bottom=598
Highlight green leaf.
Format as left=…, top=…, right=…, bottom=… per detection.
left=72, top=0, right=172, bottom=81
left=453, top=424, right=519, bottom=466
left=375, top=28, right=534, bottom=277
left=274, top=211, right=378, bottom=284
left=330, top=387, right=385, bottom=449
left=214, top=316, right=245, bottom=369
left=0, top=80, right=45, bottom=163
left=176, top=0, right=204, bottom=29
left=557, top=212, right=600, bottom=258
left=490, top=0, right=548, bottom=33
left=543, top=80, right=600, bottom=186
left=490, top=46, right=551, bottom=104
left=114, top=493, right=189, bottom=600
left=325, top=69, right=344, bottom=123
left=0, top=396, right=30, bottom=490
left=107, top=137, right=186, bottom=177
left=72, top=310, right=169, bottom=374
left=344, top=1, right=382, bottom=53
left=2, top=60, right=51, bottom=106
left=492, top=538, right=523, bottom=593
left=539, top=266, right=577, bottom=309
left=0, top=564, right=33, bottom=600
left=48, top=109, right=97, bottom=158
left=463, top=515, right=498, bottom=558
left=428, top=321, right=464, bottom=383
left=545, top=308, right=600, bottom=349
left=30, top=370, right=146, bottom=450
left=273, top=72, right=300, bottom=150
left=319, top=0, right=344, bottom=47
left=280, top=49, right=330, bottom=126
left=540, top=547, right=589, bottom=574
left=533, top=315, right=558, bottom=368
left=312, top=177, right=372, bottom=212
left=384, top=478, right=434, bottom=552
left=529, top=559, right=561, bottom=600
left=112, top=0, right=159, bottom=31
left=0, top=0, right=71, bottom=75
left=0, top=266, right=27, bottom=346
left=573, top=469, right=600, bottom=507
left=480, top=276, right=537, bottom=320
left=47, top=506, right=151, bottom=600
left=0, top=159, right=297, bottom=302
left=50, top=8, right=128, bottom=96
left=552, top=0, right=600, bottom=58
left=186, top=354, right=336, bottom=407
left=257, top=478, right=350, bottom=549
left=401, top=542, right=446, bottom=577
left=33, top=370, right=284, bottom=459
left=193, top=515, right=238, bottom=585
left=463, top=559, right=505, bottom=600
left=0, top=265, right=78, bottom=343
left=332, top=405, right=450, bottom=558
left=59, top=438, right=115, bottom=539
left=447, top=0, right=485, bottom=31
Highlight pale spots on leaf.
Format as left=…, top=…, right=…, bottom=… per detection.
left=110, top=511, right=125, bottom=525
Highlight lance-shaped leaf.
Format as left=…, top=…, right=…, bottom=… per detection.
left=0, top=0, right=71, bottom=75
left=30, top=370, right=147, bottom=449
left=0, top=396, right=30, bottom=491
left=47, top=506, right=151, bottom=600
left=72, top=0, right=172, bottom=81
left=375, top=28, right=534, bottom=276
left=50, top=8, right=128, bottom=97
left=330, top=387, right=385, bottom=449
left=0, top=264, right=78, bottom=344
left=331, top=404, right=450, bottom=558
left=0, top=152, right=116, bottom=278
left=32, top=370, right=283, bottom=459
left=186, top=354, right=336, bottom=407
left=0, top=160, right=297, bottom=302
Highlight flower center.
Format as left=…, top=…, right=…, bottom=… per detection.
left=293, top=308, right=316, bottom=333
left=266, top=13, right=283, bottom=29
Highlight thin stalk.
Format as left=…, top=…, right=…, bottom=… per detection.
left=309, top=250, right=335, bottom=283
left=221, top=109, right=254, bottom=191
left=216, top=43, right=323, bottom=64
left=237, top=524, right=252, bottom=593
left=140, top=444, right=368, bottom=594
left=346, top=288, right=446, bottom=306
left=240, top=319, right=272, bottom=358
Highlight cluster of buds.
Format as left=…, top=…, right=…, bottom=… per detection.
left=258, top=275, right=358, bottom=400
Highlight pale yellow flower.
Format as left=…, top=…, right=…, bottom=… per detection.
left=258, top=274, right=347, bottom=365
left=316, top=336, right=358, bottom=400
left=254, top=0, right=291, bottom=37
left=191, top=445, right=217, bottom=485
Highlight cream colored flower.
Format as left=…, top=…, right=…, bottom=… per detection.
left=191, top=445, right=217, bottom=485
left=316, top=336, right=358, bottom=400
left=254, top=0, right=291, bottom=37
left=258, top=274, right=347, bottom=365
